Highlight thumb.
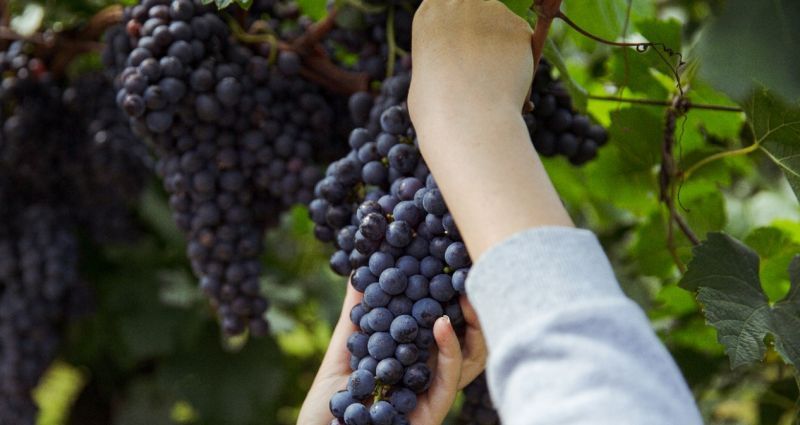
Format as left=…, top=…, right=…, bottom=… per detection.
left=427, top=316, right=463, bottom=412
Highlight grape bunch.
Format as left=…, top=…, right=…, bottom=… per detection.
left=311, top=71, right=477, bottom=424
left=524, top=60, right=608, bottom=165
left=0, top=204, right=83, bottom=425
left=63, top=72, right=152, bottom=243
left=114, top=0, right=351, bottom=335
left=0, top=42, right=147, bottom=423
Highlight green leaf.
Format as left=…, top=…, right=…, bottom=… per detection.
left=235, top=0, right=253, bottom=10
left=771, top=256, right=800, bottom=367
left=745, top=227, right=798, bottom=302
left=501, top=0, right=531, bottom=19
left=680, top=233, right=800, bottom=369
left=606, top=48, right=669, bottom=99
left=543, top=40, right=588, bottom=111
left=697, top=0, right=800, bottom=101
left=635, top=18, right=682, bottom=54
left=214, top=0, right=235, bottom=9
left=560, top=0, right=653, bottom=45
left=679, top=233, right=771, bottom=368
left=298, top=0, right=328, bottom=21
left=607, top=107, right=663, bottom=170
left=743, top=87, right=800, bottom=202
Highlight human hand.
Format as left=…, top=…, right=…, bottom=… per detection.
left=408, top=0, right=534, bottom=131
left=297, top=283, right=487, bottom=424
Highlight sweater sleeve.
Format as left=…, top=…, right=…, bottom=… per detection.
left=465, top=227, right=702, bottom=425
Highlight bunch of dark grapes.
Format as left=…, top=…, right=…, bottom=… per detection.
left=0, top=43, right=81, bottom=200
left=63, top=72, right=151, bottom=243
left=310, top=52, right=607, bottom=425
left=311, top=71, right=477, bottom=424
left=115, top=0, right=349, bottom=335
left=0, top=41, right=145, bottom=422
left=524, top=60, right=608, bottom=165
left=457, top=374, right=500, bottom=425
left=0, top=203, right=83, bottom=425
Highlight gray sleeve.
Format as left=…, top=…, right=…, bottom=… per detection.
left=465, top=227, right=702, bottom=425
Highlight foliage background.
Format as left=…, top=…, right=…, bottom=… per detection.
left=6, top=0, right=799, bottom=423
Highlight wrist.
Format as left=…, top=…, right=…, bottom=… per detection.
left=412, top=102, right=523, bottom=151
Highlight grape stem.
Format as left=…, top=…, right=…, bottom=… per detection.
left=229, top=9, right=370, bottom=95
left=585, top=94, right=743, bottom=113
left=292, top=9, right=339, bottom=54
left=385, top=5, right=397, bottom=79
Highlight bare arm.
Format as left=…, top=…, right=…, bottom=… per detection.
left=408, top=0, right=573, bottom=260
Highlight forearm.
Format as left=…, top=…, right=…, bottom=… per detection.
left=467, top=227, right=703, bottom=425
left=416, top=108, right=573, bottom=259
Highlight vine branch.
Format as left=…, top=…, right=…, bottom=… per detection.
left=531, top=0, right=563, bottom=70
left=661, top=97, right=700, bottom=269
left=555, top=10, right=686, bottom=96
left=585, top=94, right=743, bottom=113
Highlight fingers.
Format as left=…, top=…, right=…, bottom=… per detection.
left=298, top=283, right=364, bottom=425
left=426, top=316, right=463, bottom=415
left=320, top=281, right=364, bottom=377
left=458, top=296, right=488, bottom=388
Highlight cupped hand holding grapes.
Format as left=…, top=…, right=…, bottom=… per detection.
left=298, top=283, right=487, bottom=424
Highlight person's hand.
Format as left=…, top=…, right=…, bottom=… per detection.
left=407, top=0, right=572, bottom=259
left=408, top=0, right=534, bottom=131
left=298, top=283, right=487, bottom=425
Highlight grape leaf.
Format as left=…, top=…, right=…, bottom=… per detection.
left=771, top=256, right=800, bottom=367
left=680, top=233, right=800, bottom=369
left=560, top=0, right=653, bottom=46
left=697, top=0, right=800, bottom=102
left=743, top=87, right=800, bottom=202
left=679, top=233, right=771, bottom=368
left=501, top=0, right=532, bottom=19
left=298, top=0, right=328, bottom=20
left=635, top=18, right=681, bottom=54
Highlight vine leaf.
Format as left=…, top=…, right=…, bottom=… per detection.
left=771, top=256, right=800, bottom=367
left=502, top=0, right=534, bottom=18
left=680, top=233, right=800, bottom=369
left=743, top=87, right=800, bottom=202
left=201, top=0, right=251, bottom=10
left=697, top=0, right=800, bottom=102
left=559, top=0, right=653, bottom=45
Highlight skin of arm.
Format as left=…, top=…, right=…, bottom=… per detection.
left=408, top=0, right=573, bottom=260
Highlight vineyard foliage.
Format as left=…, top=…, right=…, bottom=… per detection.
left=0, top=0, right=799, bottom=424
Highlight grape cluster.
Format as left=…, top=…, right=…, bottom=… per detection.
left=0, top=42, right=147, bottom=422
left=63, top=72, right=152, bottom=243
left=115, top=0, right=351, bottom=335
left=0, top=204, right=82, bottom=425
left=457, top=374, right=500, bottom=425
left=524, top=60, right=608, bottom=165
left=311, top=72, right=475, bottom=423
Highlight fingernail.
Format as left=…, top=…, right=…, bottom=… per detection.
left=443, top=315, right=451, bottom=325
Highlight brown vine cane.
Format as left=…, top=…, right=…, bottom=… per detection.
left=524, top=0, right=564, bottom=113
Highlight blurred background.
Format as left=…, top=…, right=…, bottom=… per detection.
left=1, top=0, right=798, bottom=424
